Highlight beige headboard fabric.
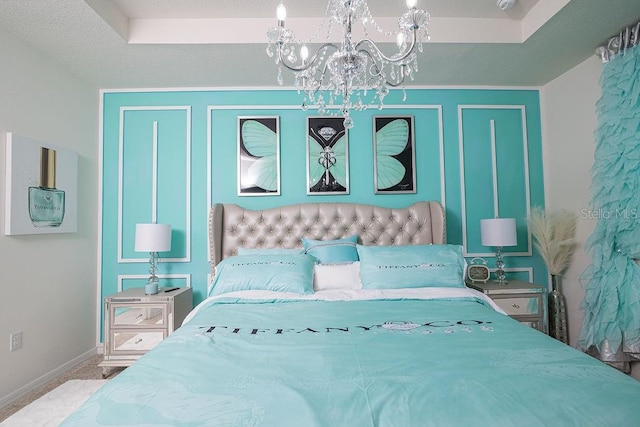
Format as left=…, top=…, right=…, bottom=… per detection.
left=208, top=201, right=445, bottom=271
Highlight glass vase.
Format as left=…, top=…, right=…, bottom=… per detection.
left=548, top=274, right=568, bottom=344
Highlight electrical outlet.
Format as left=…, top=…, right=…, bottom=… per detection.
left=10, top=331, right=22, bottom=351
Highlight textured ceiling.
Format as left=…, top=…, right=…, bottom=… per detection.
left=0, top=0, right=638, bottom=89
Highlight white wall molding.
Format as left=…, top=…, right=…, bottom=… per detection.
left=458, top=105, right=533, bottom=258
left=100, top=86, right=542, bottom=95
left=117, top=106, right=191, bottom=264
left=487, top=267, right=535, bottom=283
left=0, top=348, right=97, bottom=410
left=207, top=103, right=446, bottom=208
left=116, top=274, right=191, bottom=292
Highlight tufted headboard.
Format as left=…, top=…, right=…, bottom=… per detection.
left=208, top=201, right=445, bottom=272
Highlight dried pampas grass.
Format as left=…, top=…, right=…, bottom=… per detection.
left=528, top=207, right=577, bottom=275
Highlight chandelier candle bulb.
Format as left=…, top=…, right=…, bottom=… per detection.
left=277, top=3, right=286, bottom=23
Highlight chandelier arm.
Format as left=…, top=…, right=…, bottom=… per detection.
left=354, top=31, right=418, bottom=65
left=355, top=48, right=408, bottom=88
left=357, top=48, right=385, bottom=78
left=276, top=42, right=340, bottom=73
left=305, top=58, right=335, bottom=92
left=382, top=69, right=408, bottom=88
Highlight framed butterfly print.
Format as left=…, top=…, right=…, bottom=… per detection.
left=306, top=116, right=349, bottom=195
left=373, top=116, right=416, bottom=194
left=237, top=116, right=280, bottom=196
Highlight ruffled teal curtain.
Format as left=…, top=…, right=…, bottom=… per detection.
left=578, top=43, right=640, bottom=372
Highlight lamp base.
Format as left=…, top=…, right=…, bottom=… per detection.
left=145, top=252, right=160, bottom=295
left=494, top=247, right=508, bottom=285
left=145, top=280, right=159, bottom=295
left=494, top=268, right=508, bottom=285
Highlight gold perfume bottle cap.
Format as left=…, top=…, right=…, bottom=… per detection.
left=40, top=147, right=56, bottom=188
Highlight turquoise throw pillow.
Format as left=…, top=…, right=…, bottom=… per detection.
left=210, top=254, right=315, bottom=297
left=302, top=235, right=359, bottom=264
left=357, top=244, right=465, bottom=289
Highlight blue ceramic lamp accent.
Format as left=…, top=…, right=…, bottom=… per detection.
left=135, top=223, right=171, bottom=295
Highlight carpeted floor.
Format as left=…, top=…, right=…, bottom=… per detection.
left=0, top=354, right=122, bottom=423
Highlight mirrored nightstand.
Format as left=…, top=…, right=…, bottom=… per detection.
left=468, top=279, right=546, bottom=333
left=100, top=287, right=192, bottom=377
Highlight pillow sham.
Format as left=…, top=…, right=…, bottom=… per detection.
left=237, top=247, right=303, bottom=256
left=302, top=235, right=359, bottom=264
left=357, top=244, right=465, bottom=289
left=209, top=254, right=316, bottom=297
left=313, top=262, right=362, bottom=291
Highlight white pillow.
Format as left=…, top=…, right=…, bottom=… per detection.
left=313, top=262, right=362, bottom=291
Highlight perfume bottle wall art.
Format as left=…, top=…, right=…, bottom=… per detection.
left=28, top=147, right=65, bottom=227
left=4, top=132, right=77, bottom=235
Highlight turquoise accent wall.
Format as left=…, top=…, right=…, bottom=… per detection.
left=101, top=88, right=547, bottom=317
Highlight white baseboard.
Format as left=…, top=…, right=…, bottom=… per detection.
left=0, top=347, right=98, bottom=410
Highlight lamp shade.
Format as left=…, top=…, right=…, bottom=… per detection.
left=480, top=218, right=517, bottom=247
left=135, top=223, right=172, bottom=252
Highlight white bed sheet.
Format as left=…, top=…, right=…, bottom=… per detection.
left=184, top=286, right=506, bottom=325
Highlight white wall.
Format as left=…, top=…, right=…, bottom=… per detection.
left=0, top=27, right=99, bottom=403
left=540, top=56, right=600, bottom=348
left=541, top=56, right=640, bottom=380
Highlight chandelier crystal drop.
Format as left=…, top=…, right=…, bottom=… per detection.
left=267, top=0, right=430, bottom=128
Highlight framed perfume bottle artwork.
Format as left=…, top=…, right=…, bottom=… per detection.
left=4, top=132, right=78, bottom=235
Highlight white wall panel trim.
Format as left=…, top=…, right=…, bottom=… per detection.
left=472, top=250, right=534, bottom=258
left=152, top=120, right=158, bottom=222
left=116, top=106, right=125, bottom=262
left=207, top=104, right=446, bottom=210
left=486, top=267, right=534, bottom=283
left=490, top=119, right=499, bottom=216
left=117, top=106, right=192, bottom=264
left=184, top=107, right=192, bottom=263
left=100, top=86, right=542, bottom=95
left=97, top=94, right=106, bottom=347
left=458, top=105, right=533, bottom=258
left=116, top=274, right=192, bottom=292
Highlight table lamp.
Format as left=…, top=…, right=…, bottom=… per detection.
left=480, top=218, right=517, bottom=284
left=135, top=223, right=172, bottom=294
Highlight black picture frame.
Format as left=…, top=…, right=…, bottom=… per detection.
left=373, top=116, right=416, bottom=194
left=306, top=116, right=349, bottom=195
left=237, top=116, right=280, bottom=196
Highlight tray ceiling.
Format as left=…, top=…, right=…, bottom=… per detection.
left=0, top=0, right=638, bottom=88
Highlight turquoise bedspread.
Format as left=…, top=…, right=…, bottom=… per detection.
left=63, top=297, right=640, bottom=426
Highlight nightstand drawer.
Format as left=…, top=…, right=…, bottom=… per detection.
left=111, top=304, right=167, bottom=328
left=467, top=280, right=546, bottom=333
left=101, top=287, right=193, bottom=374
left=110, top=330, right=167, bottom=355
left=493, top=295, right=541, bottom=316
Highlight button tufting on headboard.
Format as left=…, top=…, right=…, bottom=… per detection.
left=208, top=201, right=446, bottom=272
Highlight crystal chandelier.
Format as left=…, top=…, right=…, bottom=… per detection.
left=267, top=0, right=430, bottom=128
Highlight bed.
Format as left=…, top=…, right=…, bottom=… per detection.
left=63, top=201, right=640, bottom=426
